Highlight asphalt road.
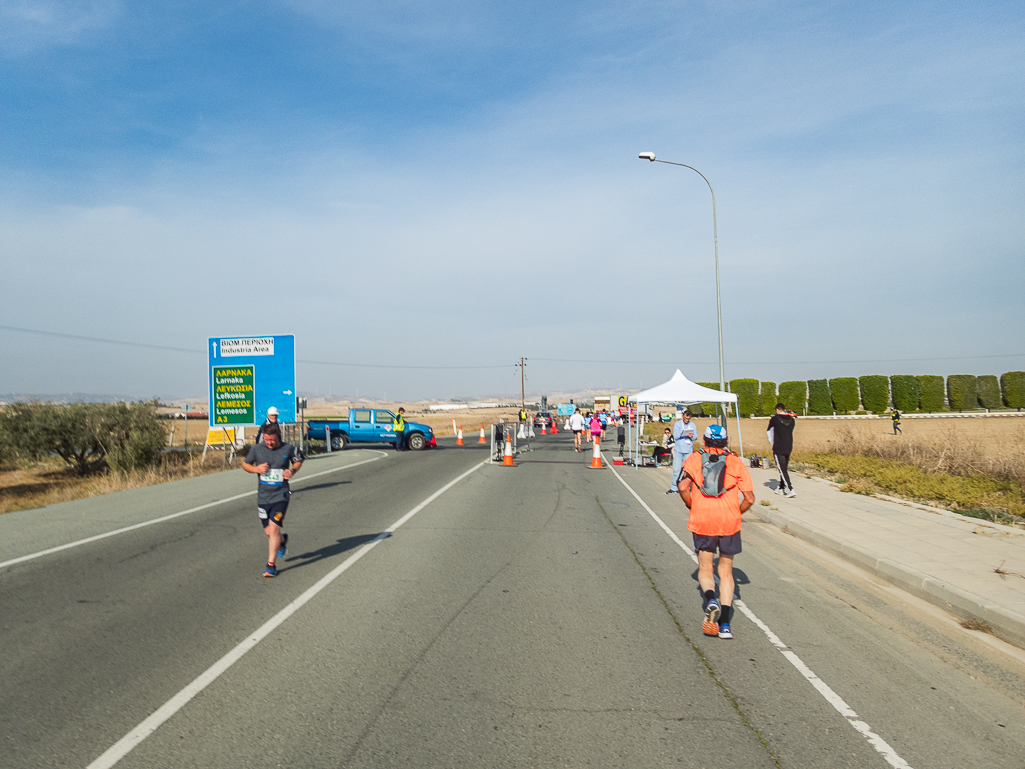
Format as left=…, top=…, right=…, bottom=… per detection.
left=2, top=434, right=1024, bottom=768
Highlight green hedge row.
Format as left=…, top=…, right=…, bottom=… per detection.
left=729, top=379, right=760, bottom=417
left=890, top=375, right=920, bottom=412
left=778, top=381, right=807, bottom=414
left=977, top=375, right=1001, bottom=409
left=829, top=378, right=859, bottom=413
left=1002, top=372, right=1025, bottom=409
left=946, top=375, right=977, bottom=411
left=918, top=375, right=945, bottom=412
left=859, top=375, right=889, bottom=413
left=808, top=379, right=832, bottom=415
left=705, top=371, right=1025, bottom=415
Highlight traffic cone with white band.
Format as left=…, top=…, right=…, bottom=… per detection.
left=456, top=426, right=464, bottom=445
left=541, top=422, right=547, bottom=434
left=479, top=424, right=487, bottom=443
left=590, top=436, right=603, bottom=469
left=502, top=433, right=515, bottom=466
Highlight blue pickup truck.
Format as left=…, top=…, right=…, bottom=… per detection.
left=306, top=409, right=437, bottom=451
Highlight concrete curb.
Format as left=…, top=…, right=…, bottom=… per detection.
left=750, top=506, right=1025, bottom=650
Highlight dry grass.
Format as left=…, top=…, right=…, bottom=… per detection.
left=791, top=418, right=1025, bottom=522
left=959, top=618, right=994, bottom=634
left=0, top=453, right=235, bottom=515
left=801, top=420, right=1025, bottom=489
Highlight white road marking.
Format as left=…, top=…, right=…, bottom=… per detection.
left=86, top=459, right=486, bottom=769
left=606, top=459, right=914, bottom=769
left=0, top=452, right=389, bottom=571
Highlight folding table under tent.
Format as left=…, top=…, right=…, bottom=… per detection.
left=626, top=369, right=743, bottom=467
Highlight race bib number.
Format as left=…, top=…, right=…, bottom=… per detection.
left=260, top=468, right=284, bottom=485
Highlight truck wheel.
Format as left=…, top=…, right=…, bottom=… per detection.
left=407, top=432, right=426, bottom=451
left=331, top=433, right=348, bottom=451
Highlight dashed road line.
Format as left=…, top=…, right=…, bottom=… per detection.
left=86, top=459, right=486, bottom=769
left=606, top=457, right=913, bottom=769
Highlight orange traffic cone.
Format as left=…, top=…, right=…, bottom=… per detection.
left=456, top=425, right=464, bottom=445
left=590, top=436, right=603, bottom=469
left=550, top=420, right=558, bottom=434
left=478, top=424, right=487, bottom=444
left=502, top=433, right=515, bottom=466
left=541, top=422, right=547, bottom=434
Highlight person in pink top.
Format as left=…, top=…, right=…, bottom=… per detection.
left=589, top=413, right=602, bottom=444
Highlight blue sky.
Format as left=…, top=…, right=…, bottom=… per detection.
left=2, top=0, right=1023, bottom=402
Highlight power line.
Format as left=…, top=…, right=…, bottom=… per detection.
left=300, top=358, right=509, bottom=371
left=0, top=324, right=202, bottom=354
left=0, top=324, right=509, bottom=371
left=3, top=324, right=1021, bottom=370
left=533, top=353, right=1025, bottom=366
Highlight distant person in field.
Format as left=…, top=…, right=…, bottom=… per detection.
left=767, top=403, right=797, bottom=497
left=891, top=408, right=902, bottom=435
left=255, top=406, right=280, bottom=445
left=242, top=423, right=302, bottom=578
left=677, top=423, right=754, bottom=640
left=569, top=408, right=586, bottom=452
left=668, top=409, right=697, bottom=495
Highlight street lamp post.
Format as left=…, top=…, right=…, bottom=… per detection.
left=638, top=152, right=726, bottom=413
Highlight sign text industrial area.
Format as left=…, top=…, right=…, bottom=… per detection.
left=219, top=337, right=274, bottom=357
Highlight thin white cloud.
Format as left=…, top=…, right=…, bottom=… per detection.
left=0, top=0, right=121, bottom=55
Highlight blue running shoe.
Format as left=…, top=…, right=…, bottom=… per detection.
left=277, top=532, right=288, bottom=560
left=703, top=598, right=721, bottom=636
left=263, top=563, right=278, bottom=578
left=718, top=623, right=733, bottom=640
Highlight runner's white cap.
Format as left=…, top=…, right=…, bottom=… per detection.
left=267, top=407, right=278, bottom=416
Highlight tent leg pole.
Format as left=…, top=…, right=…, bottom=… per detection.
left=736, top=410, right=744, bottom=459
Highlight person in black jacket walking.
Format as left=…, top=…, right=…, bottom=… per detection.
left=767, top=403, right=797, bottom=498
left=255, top=406, right=281, bottom=445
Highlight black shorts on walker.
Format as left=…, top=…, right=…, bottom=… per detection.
left=692, top=532, right=742, bottom=556
left=258, top=500, right=289, bottom=528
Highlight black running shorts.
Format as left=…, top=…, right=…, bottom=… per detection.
left=258, top=500, right=289, bottom=528
left=692, top=532, right=742, bottom=556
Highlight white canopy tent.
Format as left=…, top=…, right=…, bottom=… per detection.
left=626, top=369, right=744, bottom=462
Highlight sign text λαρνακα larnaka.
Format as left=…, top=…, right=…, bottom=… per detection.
left=219, top=338, right=274, bottom=357
left=212, top=365, right=255, bottom=424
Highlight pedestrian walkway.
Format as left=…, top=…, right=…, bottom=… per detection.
left=653, top=463, right=1025, bottom=649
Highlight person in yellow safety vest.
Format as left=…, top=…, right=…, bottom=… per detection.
left=393, top=407, right=406, bottom=451
left=519, top=408, right=528, bottom=423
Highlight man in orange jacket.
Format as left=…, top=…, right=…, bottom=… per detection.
left=677, top=423, right=755, bottom=639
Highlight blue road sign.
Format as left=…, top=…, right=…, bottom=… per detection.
left=208, top=335, right=296, bottom=426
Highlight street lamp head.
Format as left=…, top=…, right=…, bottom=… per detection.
left=638, top=152, right=656, bottom=161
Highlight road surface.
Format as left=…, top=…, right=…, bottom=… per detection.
left=2, top=435, right=1023, bottom=768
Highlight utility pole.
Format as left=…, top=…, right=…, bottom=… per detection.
left=516, top=358, right=527, bottom=409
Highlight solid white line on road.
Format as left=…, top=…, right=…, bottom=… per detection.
left=605, top=458, right=914, bottom=769
left=0, top=452, right=389, bottom=572
left=86, top=459, right=486, bottom=769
